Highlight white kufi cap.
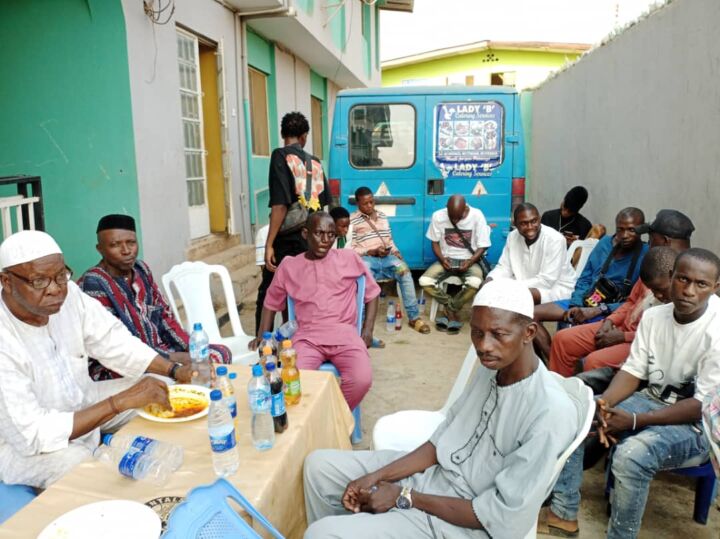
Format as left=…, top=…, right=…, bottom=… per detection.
left=472, top=278, right=534, bottom=319
left=0, top=230, right=63, bottom=270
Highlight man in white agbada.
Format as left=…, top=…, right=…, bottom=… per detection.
left=0, top=231, right=193, bottom=519
left=302, top=279, right=580, bottom=539
left=486, top=203, right=576, bottom=304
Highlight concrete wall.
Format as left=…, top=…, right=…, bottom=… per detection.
left=123, top=0, right=251, bottom=275
left=530, top=0, right=720, bottom=252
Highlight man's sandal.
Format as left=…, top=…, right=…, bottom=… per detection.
left=435, top=316, right=449, bottom=331
left=536, top=507, right=579, bottom=537
left=447, top=321, right=463, bottom=335
left=409, top=319, right=431, bottom=334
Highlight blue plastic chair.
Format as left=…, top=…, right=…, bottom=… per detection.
left=287, top=275, right=366, bottom=445
left=606, top=459, right=717, bottom=525
left=163, top=478, right=284, bottom=538
left=0, top=482, right=36, bottom=524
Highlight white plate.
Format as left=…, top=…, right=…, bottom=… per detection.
left=137, top=384, right=211, bottom=423
left=37, top=499, right=161, bottom=539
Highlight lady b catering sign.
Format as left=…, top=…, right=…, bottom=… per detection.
left=434, top=101, right=504, bottom=178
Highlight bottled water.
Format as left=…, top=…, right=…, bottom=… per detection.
left=189, top=322, right=211, bottom=386
left=274, top=320, right=298, bottom=342
left=207, top=389, right=239, bottom=477
left=417, top=289, right=426, bottom=315
left=94, top=445, right=172, bottom=485
left=266, top=362, right=288, bottom=433
left=258, top=331, right=277, bottom=360
left=386, top=300, right=396, bottom=333
left=248, top=364, right=275, bottom=451
left=101, top=433, right=183, bottom=471
left=214, top=366, right=238, bottom=436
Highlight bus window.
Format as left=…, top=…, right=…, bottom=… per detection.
left=349, top=103, right=415, bottom=169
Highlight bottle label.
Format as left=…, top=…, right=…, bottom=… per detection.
left=249, top=389, right=271, bottom=412
left=271, top=392, right=286, bottom=417
left=118, top=449, right=142, bottom=478
left=199, top=344, right=209, bottom=360
left=386, top=315, right=395, bottom=324
left=285, top=379, right=301, bottom=397
left=130, top=436, right=153, bottom=452
left=226, top=397, right=237, bottom=419
left=210, top=429, right=237, bottom=453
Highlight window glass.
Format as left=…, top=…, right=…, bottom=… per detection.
left=349, top=104, right=415, bottom=168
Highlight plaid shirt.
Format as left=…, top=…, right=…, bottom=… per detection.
left=349, top=210, right=399, bottom=257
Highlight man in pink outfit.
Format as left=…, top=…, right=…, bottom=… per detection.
left=252, top=212, right=380, bottom=409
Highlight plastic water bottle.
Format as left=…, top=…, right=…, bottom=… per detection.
left=275, top=320, right=298, bottom=342
left=101, top=433, right=183, bottom=471
left=94, top=445, right=173, bottom=485
left=248, top=364, right=275, bottom=451
left=266, top=362, right=288, bottom=433
left=258, top=331, right=277, bottom=360
left=189, top=322, right=211, bottom=386
left=418, top=289, right=426, bottom=315
left=386, top=300, right=396, bottom=333
left=207, top=389, right=239, bottom=477
left=214, top=366, right=238, bottom=436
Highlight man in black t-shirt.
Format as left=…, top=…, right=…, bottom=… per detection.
left=540, top=186, right=592, bottom=247
left=254, top=111, right=331, bottom=332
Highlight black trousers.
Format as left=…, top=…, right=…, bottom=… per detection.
left=254, top=233, right=307, bottom=333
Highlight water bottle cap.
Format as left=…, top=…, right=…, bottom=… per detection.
left=282, top=340, right=292, bottom=349
left=266, top=362, right=276, bottom=371
left=262, top=331, right=273, bottom=339
left=229, top=372, right=237, bottom=380
left=252, top=363, right=263, bottom=376
left=210, top=389, right=223, bottom=401
left=216, top=366, right=228, bottom=376
left=262, top=346, right=272, bottom=355
left=388, top=300, right=394, bottom=305
left=193, top=322, right=202, bottom=331
left=101, top=433, right=113, bottom=445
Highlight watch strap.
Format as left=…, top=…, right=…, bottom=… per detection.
left=168, top=362, right=182, bottom=380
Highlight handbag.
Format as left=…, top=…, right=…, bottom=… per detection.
left=278, top=153, right=313, bottom=235
left=450, top=221, right=491, bottom=276
left=582, top=243, right=642, bottom=307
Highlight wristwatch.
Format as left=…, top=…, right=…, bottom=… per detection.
left=395, top=486, right=413, bottom=510
left=168, top=362, right=183, bottom=380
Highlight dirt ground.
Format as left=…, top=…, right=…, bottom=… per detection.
left=239, top=290, right=720, bottom=538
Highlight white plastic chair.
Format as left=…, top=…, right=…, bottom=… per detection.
left=428, top=275, right=464, bottom=322
left=372, top=344, right=478, bottom=451
left=567, top=238, right=599, bottom=277
left=161, top=261, right=257, bottom=365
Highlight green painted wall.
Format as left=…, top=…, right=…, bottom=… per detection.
left=382, top=48, right=582, bottom=88
left=296, top=0, right=314, bottom=14
left=0, top=0, right=142, bottom=275
left=330, top=3, right=346, bottom=52
left=361, top=3, right=372, bottom=78
left=247, top=30, right=278, bottom=226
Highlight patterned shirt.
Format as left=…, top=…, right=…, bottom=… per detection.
left=349, top=210, right=399, bottom=257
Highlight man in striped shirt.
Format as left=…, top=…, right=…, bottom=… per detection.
left=350, top=187, right=430, bottom=334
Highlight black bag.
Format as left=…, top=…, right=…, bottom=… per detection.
left=582, top=243, right=642, bottom=307
left=278, top=153, right=313, bottom=235
left=450, top=221, right=491, bottom=277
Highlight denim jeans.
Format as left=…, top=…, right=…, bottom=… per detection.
left=418, top=261, right=484, bottom=313
left=361, top=255, right=419, bottom=320
left=551, top=392, right=709, bottom=539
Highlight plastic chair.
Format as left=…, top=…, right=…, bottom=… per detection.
left=372, top=344, right=479, bottom=451
left=0, top=482, right=36, bottom=524
left=287, top=275, right=366, bottom=444
left=162, top=261, right=257, bottom=365
left=428, top=275, right=463, bottom=322
left=163, top=478, right=284, bottom=539
left=567, top=238, right=599, bottom=277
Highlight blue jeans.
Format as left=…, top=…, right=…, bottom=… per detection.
left=551, top=392, right=709, bottom=539
left=0, top=482, right=36, bottom=524
left=362, top=255, right=419, bottom=320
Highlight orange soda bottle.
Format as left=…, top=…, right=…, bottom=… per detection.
left=280, top=340, right=301, bottom=406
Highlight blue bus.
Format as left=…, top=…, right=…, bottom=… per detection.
left=327, top=86, right=526, bottom=269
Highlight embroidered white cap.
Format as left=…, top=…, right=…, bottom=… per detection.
left=472, top=278, right=534, bottom=319
left=0, top=230, right=63, bottom=270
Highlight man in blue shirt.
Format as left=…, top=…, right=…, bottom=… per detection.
left=533, top=207, right=648, bottom=358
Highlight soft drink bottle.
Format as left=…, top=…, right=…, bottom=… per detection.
left=258, top=331, right=277, bottom=360
left=248, top=364, right=275, bottom=451
left=260, top=345, right=277, bottom=376
left=280, top=340, right=301, bottom=406
left=265, top=362, right=288, bottom=433
left=189, top=322, right=211, bottom=386
left=214, top=366, right=238, bottom=436
left=207, top=389, right=239, bottom=477
left=386, top=300, right=396, bottom=333
left=395, top=302, right=403, bottom=331
left=94, top=445, right=173, bottom=485
left=101, top=433, right=183, bottom=471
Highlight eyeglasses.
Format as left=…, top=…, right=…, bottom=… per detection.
left=4, top=268, right=73, bottom=290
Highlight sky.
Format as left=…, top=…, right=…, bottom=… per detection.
left=380, top=0, right=663, bottom=61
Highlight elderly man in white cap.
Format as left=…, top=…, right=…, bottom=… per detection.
left=0, top=230, right=193, bottom=523
left=302, top=279, right=580, bottom=539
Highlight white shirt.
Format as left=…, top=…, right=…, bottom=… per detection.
left=622, top=296, right=720, bottom=404
left=425, top=207, right=491, bottom=260
left=487, top=224, right=577, bottom=300
left=0, top=282, right=157, bottom=488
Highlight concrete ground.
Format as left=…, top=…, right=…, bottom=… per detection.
left=239, top=291, right=720, bottom=538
